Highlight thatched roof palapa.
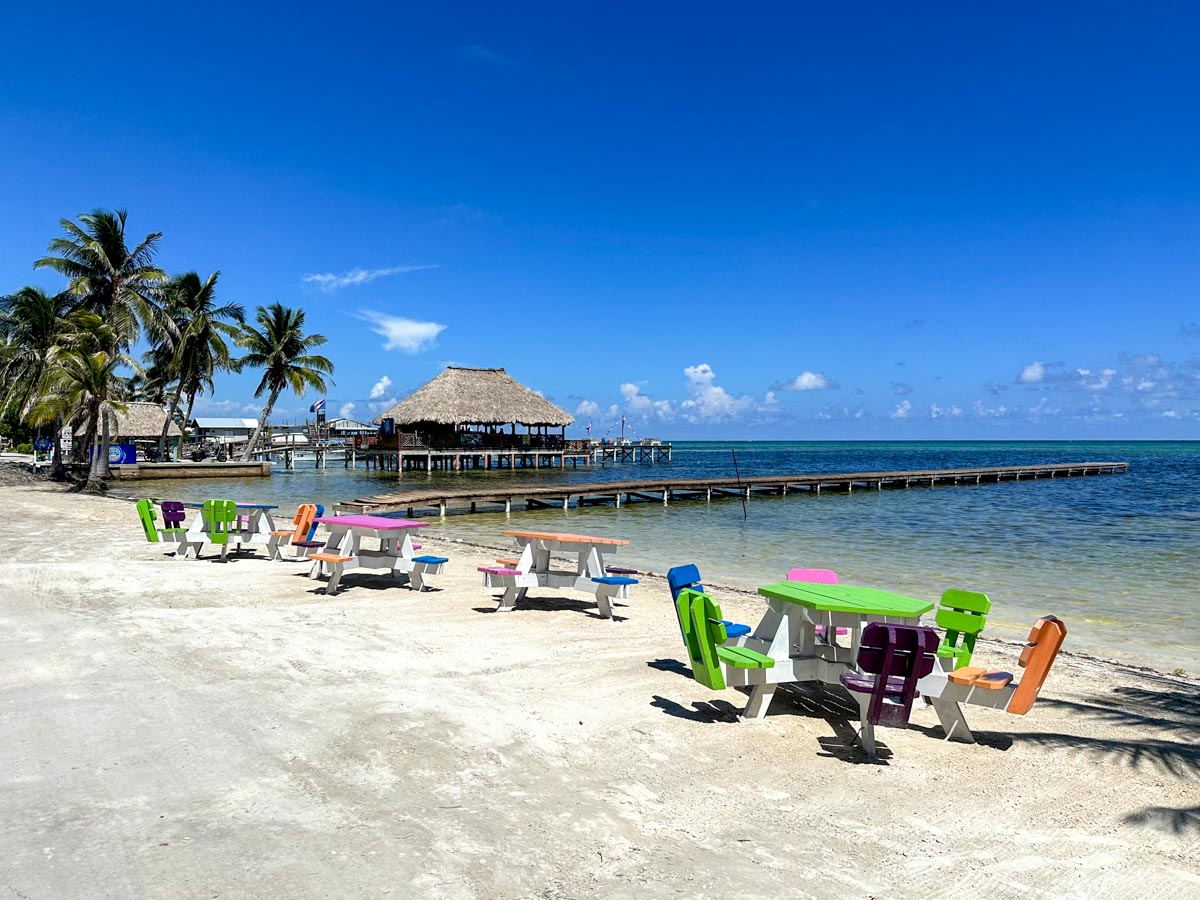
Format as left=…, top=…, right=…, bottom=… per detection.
left=373, top=367, right=574, bottom=428
left=83, top=402, right=182, bottom=439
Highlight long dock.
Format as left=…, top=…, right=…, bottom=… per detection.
left=337, top=461, right=1129, bottom=517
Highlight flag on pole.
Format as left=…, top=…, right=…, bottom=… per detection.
left=309, top=398, right=326, bottom=414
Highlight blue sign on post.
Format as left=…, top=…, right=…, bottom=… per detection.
left=108, top=443, right=136, bottom=464
left=89, top=443, right=136, bottom=464
left=33, top=438, right=52, bottom=452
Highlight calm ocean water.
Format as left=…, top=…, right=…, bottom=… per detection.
left=122, top=441, right=1199, bottom=672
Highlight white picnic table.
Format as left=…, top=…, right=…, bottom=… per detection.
left=481, top=530, right=635, bottom=618
left=178, top=502, right=279, bottom=559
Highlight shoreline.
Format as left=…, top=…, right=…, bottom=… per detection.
left=57, top=464, right=1192, bottom=681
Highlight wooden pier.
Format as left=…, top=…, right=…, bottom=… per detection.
left=337, top=461, right=1129, bottom=517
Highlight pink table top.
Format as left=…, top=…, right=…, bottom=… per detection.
left=315, top=515, right=428, bottom=531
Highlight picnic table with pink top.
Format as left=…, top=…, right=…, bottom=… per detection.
left=479, top=529, right=639, bottom=618
left=309, top=514, right=447, bottom=594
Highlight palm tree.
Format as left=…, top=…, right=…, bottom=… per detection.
left=234, top=303, right=334, bottom=461
left=34, top=209, right=166, bottom=479
left=28, top=349, right=128, bottom=493
left=152, top=272, right=244, bottom=459
left=0, top=287, right=79, bottom=478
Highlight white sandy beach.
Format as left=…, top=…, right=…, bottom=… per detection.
left=1, top=479, right=1197, bottom=899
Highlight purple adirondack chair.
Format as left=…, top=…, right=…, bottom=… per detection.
left=840, top=622, right=940, bottom=760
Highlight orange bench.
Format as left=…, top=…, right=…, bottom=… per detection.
left=922, top=615, right=1067, bottom=743
left=307, top=552, right=355, bottom=595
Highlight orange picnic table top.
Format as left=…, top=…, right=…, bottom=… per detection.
left=502, top=529, right=630, bottom=546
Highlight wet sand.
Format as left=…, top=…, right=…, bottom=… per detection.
left=1, top=481, right=1197, bottom=898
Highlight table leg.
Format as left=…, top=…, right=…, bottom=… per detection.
left=743, top=683, right=778, bottom=720
left=930, top=698, right=976, bottom=744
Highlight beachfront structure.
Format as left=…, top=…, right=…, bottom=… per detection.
left=192, top=417, right=259, bottom=445
left=81, top=402, right=183, bottom=459
left=325, top=417, right=375, bottom=437
left=356, top=366, right=588, bottom=473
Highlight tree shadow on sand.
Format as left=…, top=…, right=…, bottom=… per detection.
left=1011, top=677, right=1199, bottom=831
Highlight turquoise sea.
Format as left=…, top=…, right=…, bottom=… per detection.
left=122, top=441, right=1199, bottom=673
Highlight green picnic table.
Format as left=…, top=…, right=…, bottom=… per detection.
left=725, top=581, right=935, bottom=719
left=756, top=581, right=934, bottom=619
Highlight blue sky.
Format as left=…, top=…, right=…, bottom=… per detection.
left=2, top=2, right=1197, bottom=438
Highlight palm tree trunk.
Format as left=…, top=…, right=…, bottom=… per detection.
left=50, top=418, right=67, bottom=481
left=95, top=408, right=112, bottom=483
left=240, top=391, right=279, bottom=462
left=158, top=380, right=185, bottom=461
left=181, top=391, right=199, bottom=461
left=84, top=403, right=105, bottom=492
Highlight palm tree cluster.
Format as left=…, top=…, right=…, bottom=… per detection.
left=1, top=208, right=334, bottom=492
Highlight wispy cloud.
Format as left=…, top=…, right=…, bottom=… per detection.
left=358, top=311, right=446, bottom=353
left=457, top=44, right=505, bottom=65
left=302, top=265, right=438, bottom=292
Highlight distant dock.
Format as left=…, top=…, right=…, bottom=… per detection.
left=111, top=460, right=273, bottom=479
left=337, top=461, right=1129, bottom=517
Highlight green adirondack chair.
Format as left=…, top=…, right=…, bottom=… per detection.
left=135, top=499, right=159, bottom=542
left=678, top=588, right=774, bottom=691
left=935, top=588, right=992, bottom=669
left=202, top=499, right=240, bottom=562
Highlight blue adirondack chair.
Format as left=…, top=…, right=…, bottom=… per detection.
left=666, top=564, right=751, bottom=640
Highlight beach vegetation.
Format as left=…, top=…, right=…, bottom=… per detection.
left=3, top=209, right=334, bottom=483
left=233, top=302, right=334, bottom=461
left=28, top=342, right=131, bottom=492
left=147, top=272, right=244, bottom=460
left=32, top=210, right=167, bottom=481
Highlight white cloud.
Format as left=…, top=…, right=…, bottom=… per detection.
left=358, top=311, right=446, bottom=353
left=890, top=400, right=912, bottom=419
left=369, top=397, right=398, bottom=415
left=369, top=376, right=393, bottom=399
left=1162, top=410, right=1180, bottom=419
left=1019, top=361, right=1046, bottom=384
left=620, top=383, right=653, bottom=413
left=303, top=265, right=438, bottom=292
left=763, top=391, right=778, bottom=406
left=576, top=400, right=600, bottom=417
left=680, top=363, right=757, bottom=422
left=778, top=371, right=837, bottom=391
left=339, top=402, right=357, bottom=419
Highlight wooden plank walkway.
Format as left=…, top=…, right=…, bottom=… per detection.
left=337, top=461, right=1129, bottom=517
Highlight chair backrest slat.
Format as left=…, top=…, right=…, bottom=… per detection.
left=786, top=568, right=838, bottom=584
left=935, top=588, right=991, bottom=669
left=667, top=564, right=703, bottom=601
left=856, top=622, right=940, bottom=729
left=202, top=499, right=239, bottom=544
left=688, top=590, right=728, bottom=691
left=1008, top=616, right=1067, bottom=715
left=136, top=499, right=159, bottom=542
left=160, top=501, right=186, bottom=528
left=668, top=564, right=705, bottom=644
